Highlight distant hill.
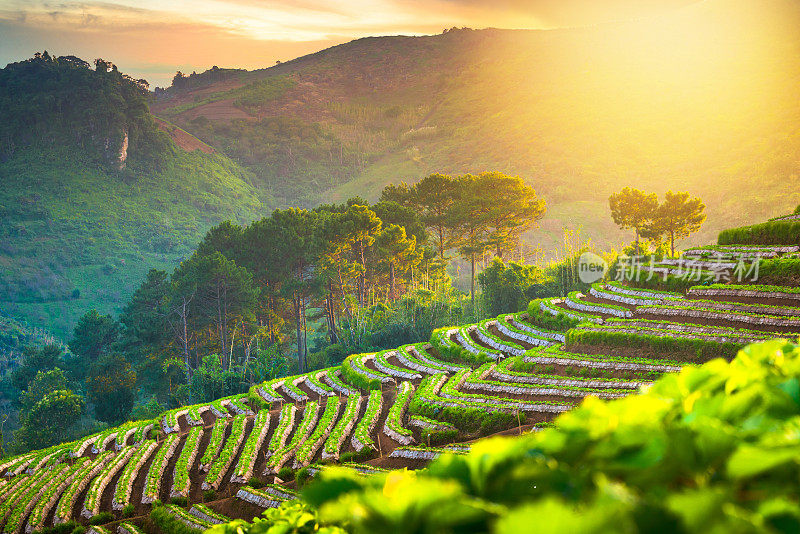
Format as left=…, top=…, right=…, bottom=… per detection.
left=0, top=54, right=270, bottom=337
left=152, top=0, right=800, bottom=254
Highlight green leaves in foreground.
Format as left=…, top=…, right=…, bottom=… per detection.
left=219, top=339, right=800, bottom=533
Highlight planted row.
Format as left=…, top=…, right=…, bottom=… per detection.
left=204, top=415, right=248, bottom=490
left=143, top=433, right=180, bottom=504
left=199, top=418, right=228, bottom=471
left=265, top=401, right=320, bottom=474
left=267, top=404, right=296, bottom=453
left=171, top=426, right=203, bottom=498
left=565, top=291, right=632, bottom=318
left=54, top=453, right=112, bottom=523
left=351, top=391, right=382, bottom=452
left=383, top=381, right=415, bottom=445
left=322, top=395, right=362, bottom=460
left=113, top=441, right=159, bottom=510
left=294, top=397, right=341, bottom=468
left=82, top=446, right=136, bottom=518
left=231, top=411, right=271, bottom=483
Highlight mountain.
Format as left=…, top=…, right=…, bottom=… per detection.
left=0, top=54, right=270, bottom=338
left=152, top=0, right=800, bottom=253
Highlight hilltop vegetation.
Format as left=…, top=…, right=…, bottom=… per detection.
left=153, top=0, right=800, bottom=253
left=0, top=54, right=270, bottom=338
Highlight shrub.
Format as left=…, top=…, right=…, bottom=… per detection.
left=277, top=466, right=294, bottom=481
left=718, top=220, right=800, bottom=246
left=203, top=489, right=216, bottom=501
left=246, top=477, right=264, bottom=489
left=169, top=496, right=188, bottom=506
left=121, top=503, right=135, bottom=518
left=88, top=512, right=113, bottom=525
left=32, top=521, right=79, bottom=534
left=296, top=467, right=313, bottom=488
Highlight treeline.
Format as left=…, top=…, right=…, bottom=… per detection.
left=0, top=52, right=168, bottom=167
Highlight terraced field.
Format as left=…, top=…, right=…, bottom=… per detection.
left=1, top=238, right=798, bottom=533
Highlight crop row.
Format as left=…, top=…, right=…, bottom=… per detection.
left=523, top=346, right=682, bottom=372
left=118, top=522, right=146, bottom=534
left=672, top=298, right=800, bottom=318
left=688, top=283, right=800, bottom=300
left=605, top=318, right=775, bottom=340
left=407, top=416, right=457, bottom=433
left=590, top=284, right=662, bottom=306
left=637, top=304, right=800, bottom=327
left=408, top=375, right=518, bottom=433
left=143, top=433, right=180, bottom=504
left=54, top=452, right=112, bottom=523
left=305, top=371, right=336, bottom=397
left=539, top=299, right=602, bottom=324
left=159, top=504, right=212, bottom=531
left=566, top=291, right=632, bottom=318
left=374, top=350, right=422, bottom=380
left=82, top=446, right=136, bottom=518
left=199, top=418, right=228, bottom=471
left=170, top=426, right=203, bottom=498
left=325, top=370, right=359, bottom=396
left=231, top=411, right=271, bottom=483
left=440, top=370, right=560, bottom=413
left=578, top=323, right=767, bottom=345
left=464, top=363, right=627, bottom=400
left=294, top=397, right=341, bottom=468
left=266, top=401, right=320, bottom=474
left=401, top=343, right=465, bottom=373
left=475, top=320, right=527, bottom=355
left=113, top=441, right=159, bottom=511
left=383, top=381, right=415, bottom=445
left=189, top=504, right=230, bottom=525
left=494, top=357, right=648, bottom=389
left=322, top=395, right=362, bottom=460
left=454, top=326, right=502, bottom=358
left=204, top=415, right=248, bottom=490
left=341, top=353, right=393, bottom=390
left=267, top=404, right=296, bottom=453
left=27, top=458, right=90, bottom=532
left=352, top=390, right=382, bottom=452
left=235, top=487, right=290, bottom=509
left=495, top=315, right=558, bottom=348
left=4, top=464, right=70, bottom=534
left=281, top=379, right=309, bottom=402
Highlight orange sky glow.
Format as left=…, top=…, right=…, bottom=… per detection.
left=1, top=0, right=699, bottom=87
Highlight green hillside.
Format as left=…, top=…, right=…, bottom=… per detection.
left=0, top=55, right=270, bottom=337
left=153, top=0, right=800, bottom=254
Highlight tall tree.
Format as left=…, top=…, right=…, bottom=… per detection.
left=382, top=174, right=461, bottom=259
left=11, top=344, right=64, bottom=392
left=375, top=224, right=422, bottom=300
left=644, top=191, right=707, bottom=257
left=68, top=309, right=119, bottom=372
left=14, top=390, right=84, bottom=451
left=452, top=174, right=495, bottom=303
left=477, top=172, right=546, bottom=258
left=87, top=353, right=136, bottom=425
left=609, top=187, right=659, bottom=255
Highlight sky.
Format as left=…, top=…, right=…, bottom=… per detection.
left=0, top=0, right=699, bottom=87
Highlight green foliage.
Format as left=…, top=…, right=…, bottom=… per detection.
left=565, top=328, right=739, bottom=363
left=87, top=353, right=137, bottom=424
left=13, top=389, right=84, bottom=451
left=151, top=504, right=202, bottom=534
left=277, top=466, right=295, bottom=481
left=88, top=512, right=114, bottom=526
left=248, top=339, right=800, bottom=533
left=478, top=259, right=543, bottom=317
left=121, top=504, right=135, bottom=518
left=17, top=368, right=68, bottom=414
left=525, top=300, right=581, bottom=332
left=718, top=220, right=800, bottom=246
left=31, top=520, right=80, bottom=534
left=608, top=187, right=659, bottom=254
left=207, top=501, right=346, bottom=534
left=757, top=259, right=800, bottom=286
left=68, top=310, right=119, bottom=369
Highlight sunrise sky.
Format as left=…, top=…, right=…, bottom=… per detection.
left=1, top=0, right=700, bottom=87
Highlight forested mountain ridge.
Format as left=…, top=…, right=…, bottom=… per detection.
left=0, top=54, right=271, bottom=337
left=153, top=0, right=800, bottom=253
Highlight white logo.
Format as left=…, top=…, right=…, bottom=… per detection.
left=578, top=252, right=608, bottom=284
